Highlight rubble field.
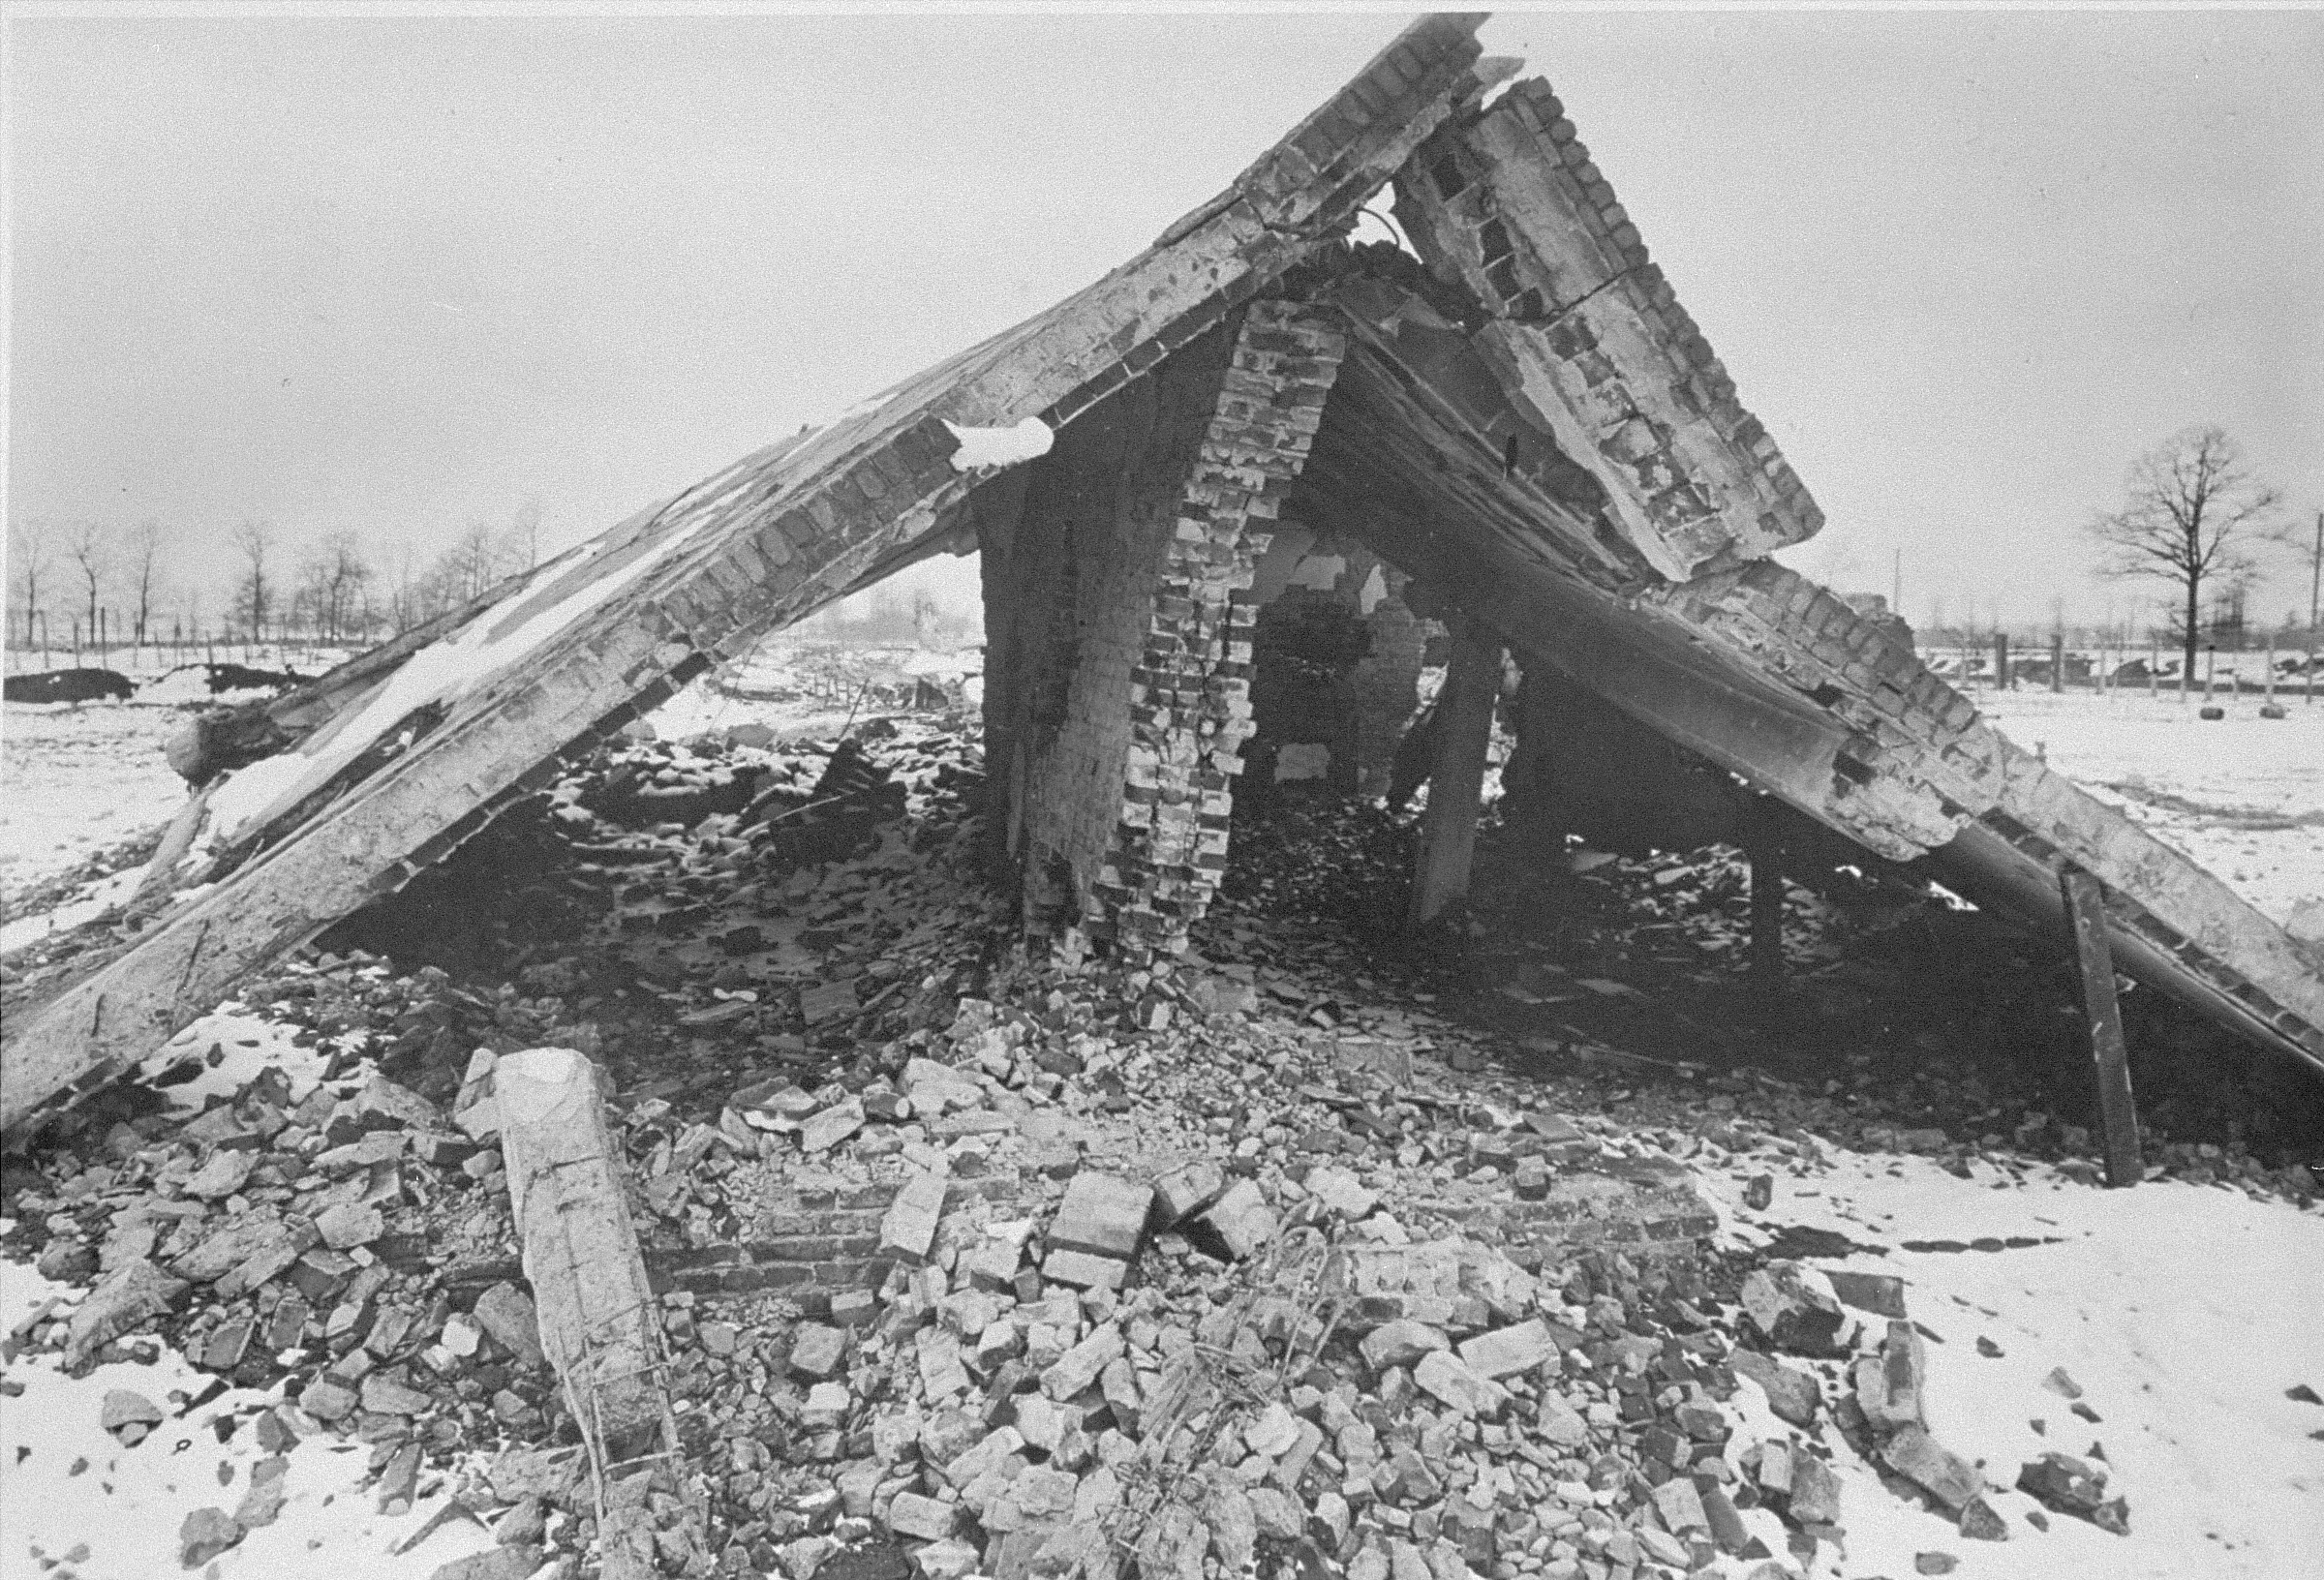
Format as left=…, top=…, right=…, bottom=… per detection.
left=2, top=714, right=2319, bottom=1580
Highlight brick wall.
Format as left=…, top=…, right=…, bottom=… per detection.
left=1094, top=301, right=1350, bottom=961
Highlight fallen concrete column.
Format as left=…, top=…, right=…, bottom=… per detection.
left=1409, top=617, right=1503, bottom=926
left=495, top=1047, right=669, bottom=1466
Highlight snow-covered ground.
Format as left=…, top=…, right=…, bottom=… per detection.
left=0, top=1259, right=500, bottom=1580
left=1969, top=688, right=2323, bottom=927
left=1697, top=1144, right=2324, bottom=1580
left=0, top=701, right=188, bottom=902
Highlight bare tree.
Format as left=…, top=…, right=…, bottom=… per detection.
left=509, top=493, right=544, bottom=570
left=231, top=521, right=275, bottom=643
left=2087, top=425, right=2280, bottom=686
left=65, top=520, right=108, bottom=653
left=10, top=518, right=52, bottom=651
left=128, top=519, right=164, bottom=646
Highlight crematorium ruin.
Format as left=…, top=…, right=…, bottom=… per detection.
left=3, top=15, right=2318, bottom=1580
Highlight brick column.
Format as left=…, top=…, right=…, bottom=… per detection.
left=1094, top=301, right=1349, bottom=962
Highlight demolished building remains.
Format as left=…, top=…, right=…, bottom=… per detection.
left=6, top=15, right=2316, bottom=1139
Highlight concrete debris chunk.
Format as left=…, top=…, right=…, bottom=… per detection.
left=1360, top=1319, right=1450, bottom=1372
left=1040, top=1249, right=1128, bottom=1291
left=1192, top=1178, right=1277, bottom=1261
left=1051, top=1172, right=1153, bottom=1260
left=790, top=1323, right=849, bottom=1380
left=1041, top=1322, right=1123, bottom=1402
left=885, top=1491, right=958, bottom=1541
left=1731, top=1347, right=1820, bottom=1427
left=1826, top=1269, right=1909, bottom=1318
left=801, top=1099, right=867, bottom=1153
left=472, top=1282, right=544, bottom=1368
left=1740, top=1261, right=1848, bottom=1355
left=1881, top=1424, right=1984, bottom=1511
left=879, top=1170, right=948, bottom=1261
left=1455, top=1319, right=1554, bottom=1380
left=1412, top=1350, right=1507, bottom=1416
left=66, top=1260, right=188, bottom=1365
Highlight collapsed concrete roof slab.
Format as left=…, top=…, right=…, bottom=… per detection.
left=0, top=16, right=1491, bottom=1137
left=1299, top=236, right=2323, bottom=1069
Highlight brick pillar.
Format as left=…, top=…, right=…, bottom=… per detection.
left=1409, top=616, right=1504, bottom=927
left=1097, top=301, right=1349, bottom=962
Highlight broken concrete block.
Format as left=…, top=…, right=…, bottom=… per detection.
left=179, top=1507, right=244, bottom=1567
left=101, top=1389, right=165, bottom=1443
left=1455, top=1320, right=1554, bottom=1380
left=1051, top=1172, right=1152, bottom=1260
left=1149, top=1162, right=1225, bottom=1227
left=1192, top=1179, right=1277, bottom=1261
left=1855, top=1320, right=1927, bottom=1431
left=800, top=1099, right=866, bottom=1153
left=1041, top=1322, right=1124, bottom=1402
left=1303, top=1165, right=1377, bottom=1221
left=1789, top=1450, right=1843, bottom=1525
left=1360, top=1319, right=1450, bottom=1372
left=1959, top=1497, right=2009, bottom=1541
left=65, top=1259, right=187, bottom=1365
left=1881, top=1424, right=1983, bottom=1511
left=884, top=1491, right=958, bottom=1541
left=472, top=1283, right=544, bottom=1368
left=1731, top=1348, right=1820, bottom=1427
left=1826, top=1269, right=1909, bottom=1318
left=789, top=1324, right=848, bottom=1381
left=879, top=1170, right=947, bottom=1261
left=1650, top=1475, right=1707, bottom=1533
left=1040, top=1249, right=1128, bottom=1291
left=1412, top=1351, right=1507, bottom=1416
left=314, top=1201, right=385, bottom=1251
left=1740, top=1261, right=1848, bottom=1355
left=183, top=1149, right=258, bottom=1200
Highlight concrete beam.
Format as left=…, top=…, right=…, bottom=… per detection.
left=1409, top=618, right=1504, bottom=926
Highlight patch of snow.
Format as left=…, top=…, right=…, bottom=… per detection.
left=944, top=416, right=1053, bottom=471
left=138, top=1006, right=336, bottom=1111
left=0, top=867, right=143, bottom=955
left=0, top=1261, right=494, bottom=1580
left=1698, top=1145, right=2324, bottom=1579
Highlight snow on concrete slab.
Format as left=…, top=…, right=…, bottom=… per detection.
left=0, top=1261, right=495, bottom=1580
left=1697, top=1145, right=2324, bottom=1579
left=943, top=416, right=1053, bottom=471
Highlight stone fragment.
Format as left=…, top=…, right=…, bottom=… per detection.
left=472, top=1283, right=543, bottom=1367
left=879, top=1170, right=947, bottom=1261
left=1731, top=1348, right=1820, bottom=1427
left=1826, top=1270, right=1909, bottom=1319
left=1412, top=1351, right=1507, bottom=1416
left=1958, top=1497, right=2009, bottom=1541
left=1042, top=1323, right=1124, bottom=1401
left=790, top=1324, right=848, bottom=1380
left=180, top=1507, right=244, bottom=1566
left=1361, top=1320, right=1450, bottom=1372
left=1040, top=1250, right=1128, bottom=1291
left=361, top=1373, right=435, bottom=1416
left=2017, top=1452, right=2128, bottom=1534
left=699, top=1321, right=738, bottom=1356
left=1051, top=1172, right=1152, bottom=1260
left=1304, top=1166, right=1377, bottom=1221
left=804, top=1381, right=850, bottom=1429
left=885, top=1491, right=957, bottom=1541
left=1249, top=1487, right=1303, bottom=1541
left=801, top=1100, right=866, bottom=1153
left=1881, top=1425, right=1983, bottom=1510
left=1512, top=1158, right=1549, bottom=1200
left=1457, top=1320, right=1554, bottom=1380
left=2040, top=1367, right=2083, bottom=1400
left=1739, top=1261, right=1848, bottom=1355
left=1533, top=1393, right=1589, bottom=1445
left=184, top=1149, right=258, bottom=1200
left=314, top=1201, right=385, bottom=1251
left=67, top=1261, right=188, bottom=1365
left=430, top=1546, right=542, bottom=1580
left=1789, top=1451, right=1843, bottom=1525
left=1191, top=1178, right=1277, bottom=1261
left=301, top=1379, right=359, bottom=1421
left=1651, top=1475, right=1707, bottom=1532
left=101, top=1389, right=165, bottom=1443
left=1856, top=1320, right=1928, bottom=1432
left=1914, top=1554, right=1959, bottom=1576
left=1742, top=1174, right=1773, bottom=1211
left=232, top=1456, right=290, bottom=1530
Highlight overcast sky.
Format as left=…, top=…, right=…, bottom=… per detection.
left=8, top=6, right=2321, bottom=633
